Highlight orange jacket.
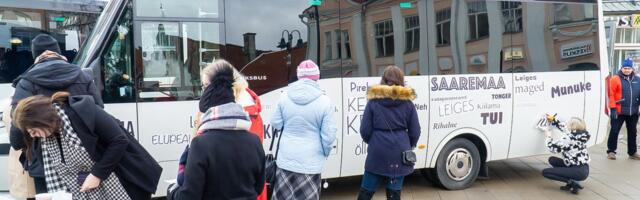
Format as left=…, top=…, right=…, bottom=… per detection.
left=609, top=75, right=623, bottom=113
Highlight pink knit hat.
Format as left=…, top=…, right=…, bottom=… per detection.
left=297, top=60, right=320, bottom=81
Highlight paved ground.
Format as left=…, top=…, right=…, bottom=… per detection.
left=2, top=137, right=639, bottom=200
left=321, top=142, right=640, bottom=200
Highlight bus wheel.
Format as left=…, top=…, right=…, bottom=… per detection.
left=434, top=138, right=481, bottom=190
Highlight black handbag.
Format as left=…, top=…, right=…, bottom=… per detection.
left=265, top=126, right=283, bottom=185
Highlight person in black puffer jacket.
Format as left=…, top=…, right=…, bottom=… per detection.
left=538, top=116, right=590, bottom=195
left=9, top=34, right=103, bottom=194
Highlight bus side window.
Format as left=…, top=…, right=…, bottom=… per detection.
left=101, top=7, right=135, bottom=103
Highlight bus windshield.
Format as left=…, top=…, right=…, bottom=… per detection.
left=74, top=0, right=123, bottom=67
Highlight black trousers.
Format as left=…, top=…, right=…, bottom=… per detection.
left=542, top=157, right=589, bottom=183
left=34, top=176, right=47, bottom=194
left=607, top=114, right=638, bottom=155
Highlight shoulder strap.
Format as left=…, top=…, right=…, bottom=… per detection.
left=270, top=105, right=285, bottom=159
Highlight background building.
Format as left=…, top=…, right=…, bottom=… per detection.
left=310, top=0, right=599, bottom=78
left=603, top=0, right=640, bottom=71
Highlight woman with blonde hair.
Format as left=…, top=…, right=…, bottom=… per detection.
left=538, top=116, right=590, bottom=195
left=176, top=59, right=267, bottom=200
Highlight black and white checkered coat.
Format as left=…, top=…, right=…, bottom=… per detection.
left=546, top=130, right=591, bottom=166
left=41, top=104, right=131, bottom=199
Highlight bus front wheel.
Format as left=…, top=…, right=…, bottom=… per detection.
left=433, top=138, right=481, bottom=190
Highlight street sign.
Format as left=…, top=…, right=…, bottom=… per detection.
left=309, top=0, right=322, bottom=6
left=52, top=16, right=65, bottom=22
left=400, top=2, right=412, bottom=8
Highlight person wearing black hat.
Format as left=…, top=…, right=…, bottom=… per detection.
left=607, top=59, right=640, bottom=160
left=167, top=64, right=265, bottom=200
left=9, top=33, right=104, bottom=194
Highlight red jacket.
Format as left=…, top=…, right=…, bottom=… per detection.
left=242, top=88, right=267, bottom=200
left=243, top=88, right=264, bottom=142
left=609, top=75, right=623, bottom=113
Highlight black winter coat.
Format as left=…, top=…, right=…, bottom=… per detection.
left=9, top=58, right=103, bottom=177
left=63, top=95, right=161, bottom=199
left=169, top=129, right=265, bottom=200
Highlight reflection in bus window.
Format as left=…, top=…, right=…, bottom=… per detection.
left=513, top=1, right=599, bottom=72
left=182, top=22, right=222, bottom=88
left=0, top=7, right=99, bottom=83
left=224, top=0, right=311, bottom=95
left=135, top=0, right=220, bottom=19
left=137, top=22, right=222, bottom=101
left=101, top=6, right=134, bottom=103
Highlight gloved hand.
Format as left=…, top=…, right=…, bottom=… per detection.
left=610, top=108, right=617, bottom=120
left=536, top=118, right=550, bottom=132
left=166, top=183, right=179, bottom=200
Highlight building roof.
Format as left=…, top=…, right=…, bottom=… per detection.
left=604, top=0, right=640, bottom=15
left=0, top=0, right=107, bottom=13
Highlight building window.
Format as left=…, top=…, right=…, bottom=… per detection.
left=325, top=31, right=332, bottom=61
left=584, top=4, right=594, bottom=19
left=335, top=30, right=342, bottom=59
left=468, top=1, right=489, bottom=40
left=375, top=20, right=394, bottom=57
left=616, top=28, right=640, bottom=44
left=405, top=15, right=419, bottom=53
left=436, top=9, right=451, bottom=46
left=554, top=3, right=572, bottom=24
left=343, top=30, right=351, bottom=59
left=501, top=1, right=522, bottom=33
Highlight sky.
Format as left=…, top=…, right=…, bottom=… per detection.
left=224, top=0, right=310, bottom=51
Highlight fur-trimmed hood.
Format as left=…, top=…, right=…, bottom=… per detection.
left=367, top=85, right=416, bottom=101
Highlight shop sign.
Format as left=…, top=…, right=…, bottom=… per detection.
left=503, top=47, right=524, bottom=61
left=618, top=15, right=640, bottom=28
left=469, top=55, right=486, bottom=65
left=560, top=40, right=593, bottom=59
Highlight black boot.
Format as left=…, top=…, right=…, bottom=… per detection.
left=357, top=188, right=375, bottom=200
left=386, top=189, right=401, bottom=200
left=563, top=180, right=583, bottom=195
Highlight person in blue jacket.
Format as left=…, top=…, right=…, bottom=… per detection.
left=358, top=65, right=421, bottom=200
left=270, top=60, right=337, bottom=200
left=607, top=59, right=640, bottom=160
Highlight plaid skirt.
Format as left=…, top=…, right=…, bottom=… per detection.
left=271, top=168, right=321, bottom=200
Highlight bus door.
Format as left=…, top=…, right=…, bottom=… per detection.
left=130, top=0, right=224, bottom=195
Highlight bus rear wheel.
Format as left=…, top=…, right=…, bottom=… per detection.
left=433, top=138, right=481, bottom=190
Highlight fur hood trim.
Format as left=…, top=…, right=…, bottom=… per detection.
left=367, top=85, right=416, bottom=100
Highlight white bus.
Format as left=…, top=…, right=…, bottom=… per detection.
left=0, top=0, right=608, bottom=196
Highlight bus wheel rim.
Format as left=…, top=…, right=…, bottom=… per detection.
left=445, top=148, right=473, bottom=181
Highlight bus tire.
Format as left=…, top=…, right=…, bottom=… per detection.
left=434, top=138, right=481, bottom=190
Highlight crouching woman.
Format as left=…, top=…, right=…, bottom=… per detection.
left=540, top=117, right=590, bottom=195
left=12, top=92, right=162, bottom=200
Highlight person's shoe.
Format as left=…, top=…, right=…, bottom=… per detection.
left=385, top=189, right=401, bottom=200
left=560, top=183, right=571, bottom=191
left=566, top=180, right=583, bottom=195
left=357, top=188, right=375, bottom=200
left=629, top=153, right=640, bottom=160
left=608, top=152, right=617, bottom=160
